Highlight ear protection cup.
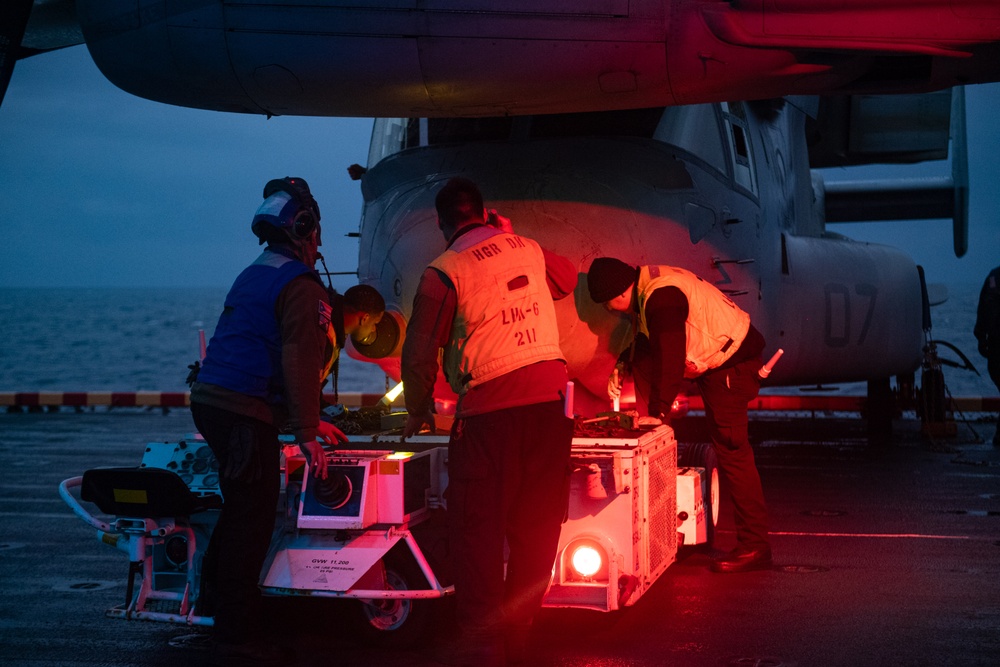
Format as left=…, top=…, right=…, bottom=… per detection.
left=290, top=208, right=317, bottom=239
left=262, top=177, right=322, bottom=237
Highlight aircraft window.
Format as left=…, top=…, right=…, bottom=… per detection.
left=721, top=102, right=758, bottom=196
left=426, top=117, right=515, bottom=144
left=368, top=118, right=420, bottom=167
left=654, top=104, right=727, bottom=174
left=731, top=124, right=749, bottom=161
left=529, top=107, right=665, bottom=139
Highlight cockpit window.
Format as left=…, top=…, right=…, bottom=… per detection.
left=367, top=105, right=739, bottom=188
left=368, top=118, right=420, bottom=167
left=721, top=101, right=758, bottom=196
left=654, top=104, right=727, bottom=175
left=368, top=108, right=669, bottom=168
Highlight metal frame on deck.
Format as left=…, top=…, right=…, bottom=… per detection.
left=59, top=476, right=214, bottom=627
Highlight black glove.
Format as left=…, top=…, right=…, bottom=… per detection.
left=185, top=361, right=200, bottom=387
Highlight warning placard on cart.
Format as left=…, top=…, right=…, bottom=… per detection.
left=262, top=532, right=402, bottom=592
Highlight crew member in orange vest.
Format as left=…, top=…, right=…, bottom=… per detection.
left=587, top=257, right=772, bottom=574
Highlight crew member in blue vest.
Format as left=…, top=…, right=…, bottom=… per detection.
left=190, top=177, right=385, bottom=667
left=587, top=257, right=771, bottom=574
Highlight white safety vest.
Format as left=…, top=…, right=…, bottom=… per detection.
left=636, top=265, right=751, bottom=378
left=431, top=226, right=564, bottom=394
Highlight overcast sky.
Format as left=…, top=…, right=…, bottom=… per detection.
left=0, top=46, right=373, bottom=289
left=0, top=45, right=997, bottom=289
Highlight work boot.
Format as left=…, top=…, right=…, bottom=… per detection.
left=711, top=545, right=773, bottom=574
left=193, top=585, right=216, bottom=618
left=504, top=623, right=532, bottom=665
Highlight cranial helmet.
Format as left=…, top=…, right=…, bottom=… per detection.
left=251, top=176, right=322, bottom=245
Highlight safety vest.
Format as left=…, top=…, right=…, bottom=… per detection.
left=430, top=226, right=564, bottom=394
left=198, top=249, right=325, bottom=403
left=636, top=265, right=751, bottom=378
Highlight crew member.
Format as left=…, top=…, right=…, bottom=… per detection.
left=401, top=177, right=577, bottom=665
left=190, top=177, right=384, bottom=667
left=587, top=257, right=771, bottom=573
left=974, top=264, right=1000, bottom=446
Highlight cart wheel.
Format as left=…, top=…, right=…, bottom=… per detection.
left=351, top=546, right=433, bottom=648
left=678, top=442, right=719, bottom=547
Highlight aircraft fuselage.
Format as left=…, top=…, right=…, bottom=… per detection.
left=349, top=103, right=923, bottom=413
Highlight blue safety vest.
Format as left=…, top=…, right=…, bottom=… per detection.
left=197, top=249, right=316, bottom=403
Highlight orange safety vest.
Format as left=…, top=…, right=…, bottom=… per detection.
left=636, top=265, right=751, bottom=378
left=431, top=226, right=564, bottom=394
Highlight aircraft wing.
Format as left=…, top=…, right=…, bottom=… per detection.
left=8, top=0, right=988, bottom=118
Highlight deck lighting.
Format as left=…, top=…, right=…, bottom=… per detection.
left=571, top=544, right=603, bottom=578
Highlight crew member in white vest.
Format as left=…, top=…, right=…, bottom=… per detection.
left=587, top=257, right=772, bottom=574
left=401, top=177, right=577, bottom=665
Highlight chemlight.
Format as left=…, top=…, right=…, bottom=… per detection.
left=380, top=381, right=404, bottom=404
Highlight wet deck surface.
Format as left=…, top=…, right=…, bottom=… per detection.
left=2, top=409, right=999, bottom=666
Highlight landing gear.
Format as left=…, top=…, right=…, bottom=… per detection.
left=866, top=377, right=894, bottom=446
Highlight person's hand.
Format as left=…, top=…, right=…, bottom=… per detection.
left=317, top=420, right=349, bottom=447
left=607, top=364, right=624, bottom=401
left=299, top=440, right=328, bottom=479
left=402, top=411, right=435, bottom=440
left=487, top=209, right=514, bottom=234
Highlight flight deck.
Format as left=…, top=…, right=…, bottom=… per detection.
left=2, top=409, right=998, bottom=667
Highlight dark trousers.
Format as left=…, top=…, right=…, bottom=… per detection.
left=697, top=356, right=770, bottom=550
left=191, top=403, right=280, bottom=644
left=447, top=400, right=574, bottom=640
left=988, top=356, right=1000, bottom=443
left=988, top=355, right=1000, bottom=397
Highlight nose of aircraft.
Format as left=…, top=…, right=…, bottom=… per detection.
left=353, top=140, right=705, bottom=415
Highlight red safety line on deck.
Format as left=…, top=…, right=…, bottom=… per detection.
left=0, top=392, right=996, bottom=411
left=0, top=392, right=387, bottom=408
left=0, top=392, right=192, bottom=407
left=684, top=395, right=870, bottom=411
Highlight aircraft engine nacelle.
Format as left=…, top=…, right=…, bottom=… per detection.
left=76, top=0, right=1000, bottom=118
left=769, top=234, right=924, bottom=386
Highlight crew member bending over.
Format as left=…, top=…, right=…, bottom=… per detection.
left=587, top=257, right=771, bottom=574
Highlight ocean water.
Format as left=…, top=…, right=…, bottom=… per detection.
left=0, top=288, right=389, bottom=394
left=0, top=284, right=996, bottom=398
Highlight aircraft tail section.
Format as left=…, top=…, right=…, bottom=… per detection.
left=810, top=88, right=969, bottom=257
